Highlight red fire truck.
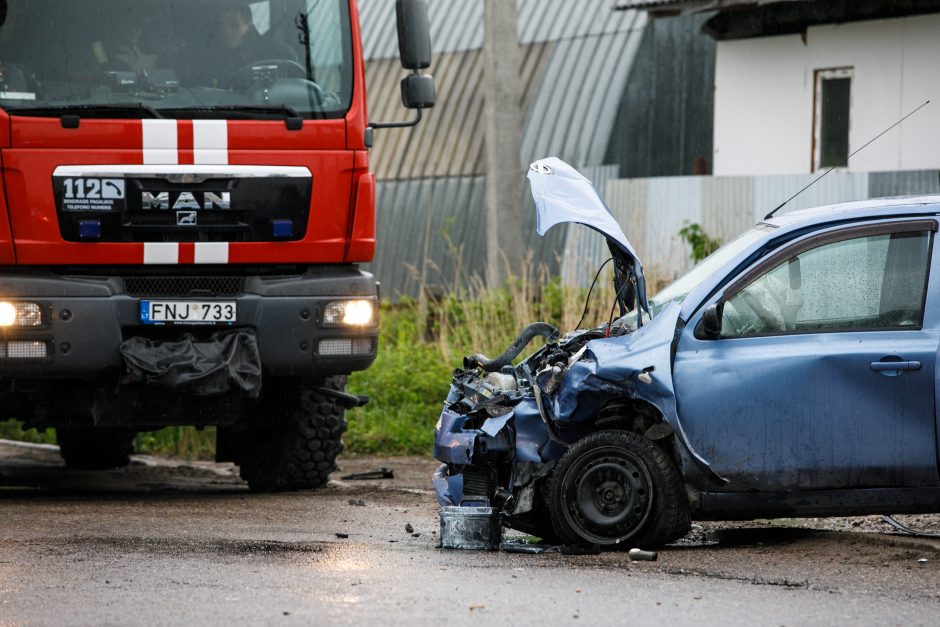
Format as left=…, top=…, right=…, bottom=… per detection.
left=0, top=0, right=434, bottom=490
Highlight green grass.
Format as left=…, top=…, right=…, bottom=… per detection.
left=135, top=427, right=217, bottom=460
left=345, top=303, right=453, bottom=456
left=0, top=420, right=216, bottom=459
left=0, top=420, right=56, bottom=445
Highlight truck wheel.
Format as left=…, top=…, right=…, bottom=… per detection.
left=547, top=430, right=690, bottom=549
left=56, top=428, right=136, bottom=470
left=238, top=376, right=348, bottom=492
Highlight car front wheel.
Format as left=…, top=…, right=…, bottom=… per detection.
left=547, top=430, right=689, bottom=549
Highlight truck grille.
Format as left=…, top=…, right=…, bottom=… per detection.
left=123, top=276, right=244, bottom=297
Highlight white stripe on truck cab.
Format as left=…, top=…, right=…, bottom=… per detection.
left=143, top=242, right=179, bottom=265
left=193, top=120, right=229, bottom=165
left=194, top=242, right=229, bottom=264
left=142, top=119, right=178, bottom=165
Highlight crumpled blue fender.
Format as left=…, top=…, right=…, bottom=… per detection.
left=433, top=464, right=464, bottom=507
left=434, top=408, right=479, bottom=465
left=550, top=302, right=727, bottom=487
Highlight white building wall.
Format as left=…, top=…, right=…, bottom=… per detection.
left=713, top=14, right=940, bottom=176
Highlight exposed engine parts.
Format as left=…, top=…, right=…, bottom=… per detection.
left=463, top=322, right=562, bottom=372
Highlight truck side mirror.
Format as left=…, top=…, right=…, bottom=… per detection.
left=396, top=0, right=432, bottom=70
left=369, top=0, right=435, bottom=139
left=400, top=73, right=436, bottom=109
left=700, top=303, right=723, bottom=339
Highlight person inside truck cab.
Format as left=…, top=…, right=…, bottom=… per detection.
left=0, top=0, right=35, bottom=96
left=104, top=26, right=158, bottom=74
left=179, top=2, right=296, bottom=90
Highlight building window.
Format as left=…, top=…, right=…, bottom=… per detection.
left=813, top=68, right=852, bottom=171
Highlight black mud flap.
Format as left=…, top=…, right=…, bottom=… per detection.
left=120, top=330, right=262, bottom=397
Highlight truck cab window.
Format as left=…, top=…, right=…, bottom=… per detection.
left=0, top=0, right=353, bottom=119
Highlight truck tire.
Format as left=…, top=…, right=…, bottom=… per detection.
left=237, top=376, right=348, bottom=492
left=547, top=430, right=690, bottom=549
left=56, top=428, right=136, bottom=471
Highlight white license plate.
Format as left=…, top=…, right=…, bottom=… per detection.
left=140, top=301, right=236, bottom=325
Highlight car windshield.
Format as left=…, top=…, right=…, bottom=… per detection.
left=610, top=224, right=775, bottom=330
left=0, top=0, right=353, bottom=119
left=648, top=224, right=776, bottom=314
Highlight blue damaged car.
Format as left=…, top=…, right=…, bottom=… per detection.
left=433, top=157, right=940, bottom=548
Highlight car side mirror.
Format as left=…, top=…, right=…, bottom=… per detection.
left=396, top=0, right=432, bottom=70
left=701, top=303, right=723, bottom=339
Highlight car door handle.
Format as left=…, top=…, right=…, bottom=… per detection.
left=870, top=360, right=922, bottom=372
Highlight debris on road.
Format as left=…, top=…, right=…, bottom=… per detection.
left=341, top=468, right=395, bottom=481
left=628, top=548, right=658, bottom=561
left=405, top=523, right=414, bottom=533
left=440, top=506, right=501, bottom=550
left=500, top=540, right=548, bottom=554
left=883, top=515, right=940, bottom=538
left=335, top=533, right=349, bottom=539
left=348, top=499, right=367, bottom=507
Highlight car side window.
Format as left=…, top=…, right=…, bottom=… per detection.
left=721, top=230, right=931, bottom=337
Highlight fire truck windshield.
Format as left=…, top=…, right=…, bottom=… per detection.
left=0, top=0, right=354, bottom=119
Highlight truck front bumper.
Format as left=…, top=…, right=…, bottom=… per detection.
left=0, top=265, right=378, bottom=378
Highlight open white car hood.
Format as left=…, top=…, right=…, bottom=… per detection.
left=527, top=157, right=648, bottom=315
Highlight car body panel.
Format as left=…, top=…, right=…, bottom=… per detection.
left=674, top=327, right=939, bottom=490
left=677, top=216, right=940, bottom=492
left=528, top=157, right=648, bottom=314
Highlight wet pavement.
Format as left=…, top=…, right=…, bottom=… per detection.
left=2, top=440, right=939, bottom=626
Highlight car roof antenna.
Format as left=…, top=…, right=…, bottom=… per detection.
left=764, top=99, right=930, bottom=221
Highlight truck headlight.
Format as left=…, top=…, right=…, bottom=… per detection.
left=0, top=302, right=42, bottom=328
left=323, top=300, right=374, bottom=326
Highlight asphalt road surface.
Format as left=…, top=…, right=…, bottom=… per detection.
left=2, top=439, right=939, bottom=626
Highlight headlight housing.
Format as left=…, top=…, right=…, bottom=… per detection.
left=0, top=302, right=43, bottom=328
left=322, top=300, right=375, bottom=327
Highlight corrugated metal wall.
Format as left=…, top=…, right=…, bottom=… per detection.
left=365, top=46, right=551, bottom=181
left=359, top=0, right=644, bottom=58
left=362, top=0, right=647, bottom=180
left=371, top=176, right=486, bottom=299
left=563, top=170, right=940, bottom=290
left=604, top=12, right=716, bottom=177
left=360, top=0, right=650, bottom=298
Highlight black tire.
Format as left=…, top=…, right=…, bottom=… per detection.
left=547, top=430, right=690, bottom=549
left=236, top=376, right=348, bottom=492
left=56, top=428, right=136, bottom=470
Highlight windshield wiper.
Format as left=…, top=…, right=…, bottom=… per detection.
left=227, top=104, right=302, bottom=118
left=164, top=104, right=303, bottom=119
left=9, top=103, right=165, bottom=119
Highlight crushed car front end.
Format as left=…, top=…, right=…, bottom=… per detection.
left=433, top=299, right=724, bottom=547
left=433, top=158, right=721, bottom=548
